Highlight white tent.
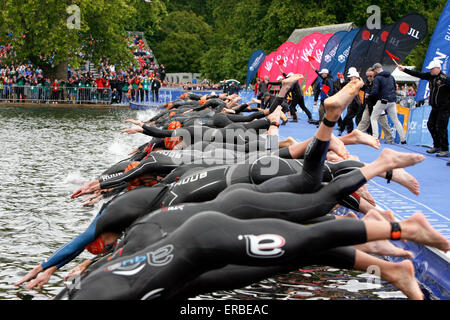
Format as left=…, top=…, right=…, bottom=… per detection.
left=391, top=66, right=420, bottom=83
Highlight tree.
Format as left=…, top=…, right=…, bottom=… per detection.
left=151, top=11, right=213, bottom=73
left=0, top=0, right=138, bottom=79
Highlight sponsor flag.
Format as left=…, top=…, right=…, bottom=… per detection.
left=257, top=51, right=276, bottom=81
left=246, top=49, right=266, bottom=89
left=296, top=32, right=324, bottom=91
left=381, top=13, right=428, bottom=73
left=329, top=28, right=359, bottom=80
left=360, top=24, right=394, bottom=80
left=416, top=0, right=450, bottom=101
left=345, top=26, right=381, bottom=77
left=304, top=33, right=333, bottom=91
left=320, top=30, right=348, bottom=71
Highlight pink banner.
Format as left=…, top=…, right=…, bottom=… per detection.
left=258, top=51, right=276, bottom=80
left=295, top=32, right=324, bottom=92
left=304, top=33, right=333, bottom=91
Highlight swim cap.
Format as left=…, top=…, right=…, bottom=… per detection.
left=199, top=98, right=207, bottom=105
left=180, top=93, right=188, bottom=100
left=85, top=236, right=105, bottom=255
left=164, top=121, right=182, bottom=150
left=169, top=111, right=176, bottom=117
left=167, top=121, right=181, bottom=130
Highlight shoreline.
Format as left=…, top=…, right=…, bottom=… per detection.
left=0, top=102, right=130, bottom=109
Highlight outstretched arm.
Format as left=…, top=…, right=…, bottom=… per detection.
left=15, top=214, right=100, bottom=289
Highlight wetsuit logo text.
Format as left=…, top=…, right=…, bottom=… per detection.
left=238, top=234, right=285, bottom=258
left=106, top=244, right=174, bottom=275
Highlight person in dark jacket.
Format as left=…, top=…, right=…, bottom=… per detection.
left=337, top=68, right=363, bottom=135
left=357, top=68, right=394, bottom=144
left=151, top=77, right=161, bottom=103
left=313, top=68, right=335, bottom=122
left=399, top=61, right=450, bottom=157
left=369, top=63, right=406, bottom=144
left=276, top=64, right=317, bottom=124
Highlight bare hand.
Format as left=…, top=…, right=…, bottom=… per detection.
left=25, top=267, right=56, bottom=290
left=124, top=119, right=144, bottom=127
left=81, top=191, right=104, bottom=206
left=14, top=265, right=43, bottom=287
left=121, top=128, right=143, bottom=135
left=71, top=180, right=100, bottom=199
left=128, top=147, right=139, bottom=155
left=397, top=65, right=405, bottom=72
left=65, top=260, right=92, bottom=280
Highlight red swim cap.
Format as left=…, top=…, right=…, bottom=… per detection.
left=167, top=121, right=181, bottom=130
left=85, top=236, right=105, bottom=255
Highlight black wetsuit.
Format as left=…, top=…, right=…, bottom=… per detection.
left=58, top=138, right=368, bottom=300
left=64, top=211, right=368, bottom=300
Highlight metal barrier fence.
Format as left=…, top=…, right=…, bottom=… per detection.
left=0, top=85, right=112, bottom=104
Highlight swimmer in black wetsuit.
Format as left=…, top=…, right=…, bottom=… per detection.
left=60, top=209, right=449, bottom=301
left=54, top=80, right=447, bottom=300
left=16, top=79, right=423, bottom=293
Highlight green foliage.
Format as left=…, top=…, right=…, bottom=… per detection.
left=154, top=0, right=446, bottom=83
left=0, top=0, right=445, bottom=82
left=0, top=0, right=166, bottom=76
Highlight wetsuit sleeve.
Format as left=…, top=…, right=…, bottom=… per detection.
left=99, top=154, right=177, bottom=189
left=142, top=125, right=173, bottom=138
left=41, top=214, right=100, bottom=270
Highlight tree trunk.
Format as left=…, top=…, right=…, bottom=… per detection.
left=56, top=61, right=68, bottom=81
left=41, top=61, right=68, bottom=81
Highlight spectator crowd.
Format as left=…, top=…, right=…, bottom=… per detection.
left=0, top=34, right=167, bottom=104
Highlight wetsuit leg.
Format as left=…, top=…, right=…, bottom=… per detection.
left=216, top=169, right=366, bottom=223
left=226, top=111, right=265, bottom=122
left=170, top=246, right=356, bottom=299
left=297, top=94, right=313, bottom=120
left=255, top=137, right=329, bottom=194
left=268, top=96, right=286, bottom=114
left=68, top=211, right=367, bottom=300
left=212, top=113, right=233, bottom=128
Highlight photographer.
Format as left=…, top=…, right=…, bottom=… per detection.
left=398, top=61, right=450, bottom=157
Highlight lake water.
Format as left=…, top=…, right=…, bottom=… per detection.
left=0, top=106, right=407, bottom=300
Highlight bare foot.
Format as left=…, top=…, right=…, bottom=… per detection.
left=402, top=212, right=450, bottom=252
left=386, top=260, right=424, bottom=300
left=346, top=129, right=380, bottom=150
left=379, top=149, right=425, bottom=170
left=356, top=185, right=376, bottom=207
left=355, top=241, right=413, bottom=258
left=330, top=135, right=349, bottom=159
left=267, top=105, right=282, bottom=123
left=324, top=78, right=364, bottom=121
left=279, top=137, right=297, bottom=148
left=379, top=209, right=395, bottom=222
left=344, top=211, right=358, bottom=219
left=391, top=168, right=420, bottom=195
left=326, top=150, right=345, bottom=162
left=281, top=74, right=303, bottom=88
left=347, top=154, right=360, bottom=161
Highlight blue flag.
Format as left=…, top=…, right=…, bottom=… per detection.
left=328, top=29, right=359, bottom=80
left=246, top=50, right=266, bottom=89
left=416, top=0, right=450, bottom=101
left=320, top=31, right=348, bottom=71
